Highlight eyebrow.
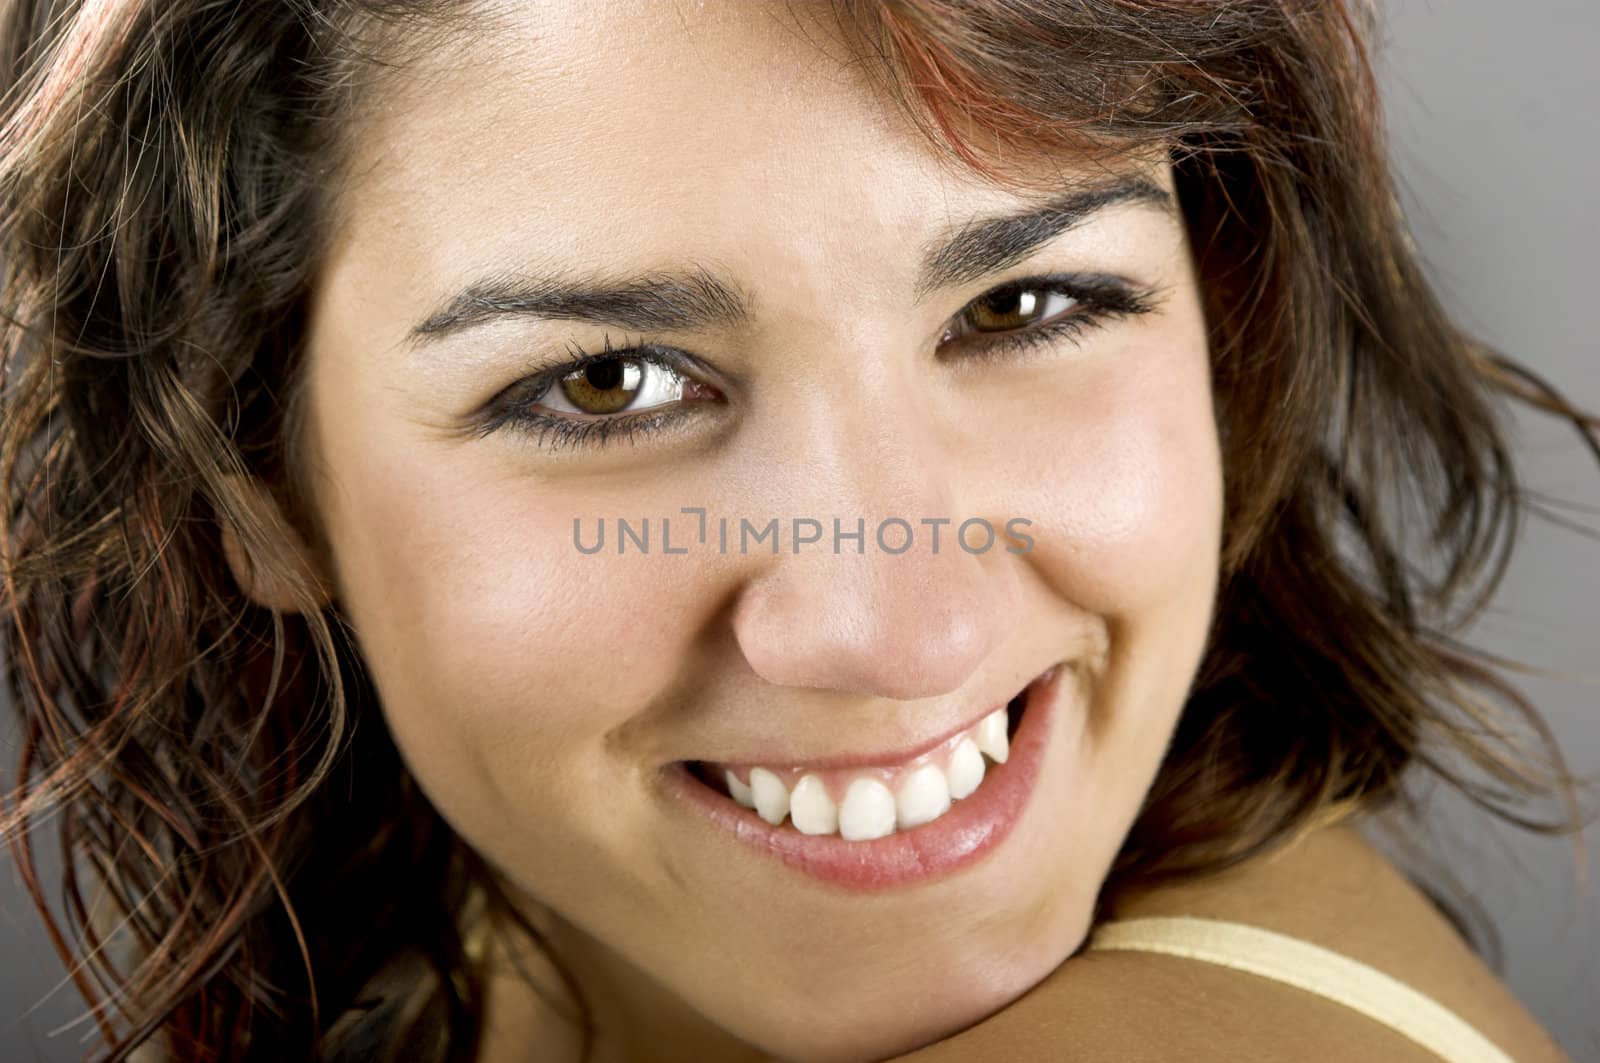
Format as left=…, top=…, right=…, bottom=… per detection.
left=404, top=174, right=1171, bottom=351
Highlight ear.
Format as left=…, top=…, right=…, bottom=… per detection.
left=218, top=474, right=335, bottom=613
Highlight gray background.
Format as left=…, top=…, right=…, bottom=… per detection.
left=2, top=1, right=1597, bottom=1059
left=1357, top=2, right=1600, bottom=1059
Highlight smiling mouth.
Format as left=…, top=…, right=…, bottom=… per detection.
left=680, top=674, right=1039, bottom=842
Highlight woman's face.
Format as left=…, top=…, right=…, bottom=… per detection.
left=287, top=3, right=1223, bottom=1059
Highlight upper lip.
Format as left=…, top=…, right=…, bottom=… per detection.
left=685, top=667, right=1050, bottom=772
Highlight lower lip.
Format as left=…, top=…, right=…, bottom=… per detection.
left=660, top=663, right=1068, bottom=891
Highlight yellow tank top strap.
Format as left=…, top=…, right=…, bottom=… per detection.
left=1084, top=914, right=1515, bottom=1063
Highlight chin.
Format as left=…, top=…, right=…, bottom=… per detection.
left=726, top=906, right=1092, bottom=1063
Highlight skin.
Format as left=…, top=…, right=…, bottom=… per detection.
left=898, top=820, right=1578, bottom=1063
left=227, top=2, right=1225, bottom=1061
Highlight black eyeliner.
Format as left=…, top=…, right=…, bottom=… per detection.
left=482, top=271, right=1164, bottom=448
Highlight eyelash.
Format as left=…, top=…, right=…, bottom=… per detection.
left=480, top=273, right=1157, bottom=451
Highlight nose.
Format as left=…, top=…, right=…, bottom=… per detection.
left=731, top=544, right=1016, bottom=700
left=728, top=387, right=1020, bottom=702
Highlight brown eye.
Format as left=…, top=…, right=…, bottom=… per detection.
left=554, top=356, right=656, bottom=415
left=963, top=284, right=1079, bottom=334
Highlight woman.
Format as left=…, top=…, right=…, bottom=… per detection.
left=0, top=1, right=1593, bottom=1061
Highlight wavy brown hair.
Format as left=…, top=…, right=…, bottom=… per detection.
left=2, top=1, right=1596, bottom=1060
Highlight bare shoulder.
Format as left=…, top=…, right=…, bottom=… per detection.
left=891, top=821, right=1573, bottom=1063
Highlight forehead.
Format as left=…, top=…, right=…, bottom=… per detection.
left=319, top=1, right=1166, bottom=354
left=334, top=3, right=963, bottom=246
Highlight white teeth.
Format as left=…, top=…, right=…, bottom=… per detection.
left=722, top=708, right=1011, bottom=837
left=974, top=706, right=1010, bottom=764
left=895, top=763, right=952, bottom=829
left=725, top=770, right=755, bottom=809
left=789, top=774, right=838, bottom=835
left=838, top=778, right=897, bottom=841
left=947, top=737, right=986, bottom=800
left=749, top=767, right=790, bottom=826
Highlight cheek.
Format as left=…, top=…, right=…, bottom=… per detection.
left=1009, top=334, right=1222, bottom=615
left=315, top=436, right=698, bottom=771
